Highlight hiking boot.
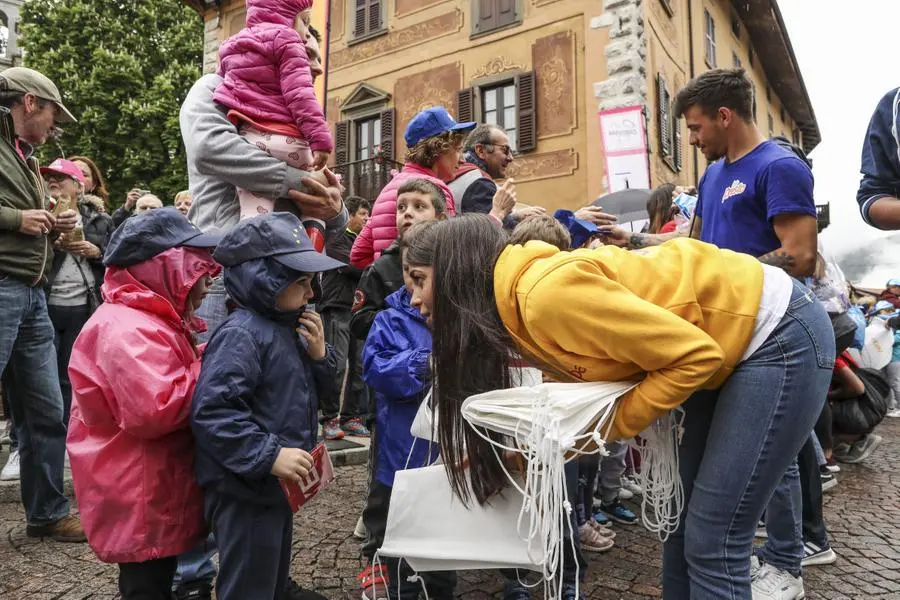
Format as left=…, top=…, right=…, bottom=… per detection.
left=578, top=522, right=614, bottom=552
left=174, top=580, right=212, bottom=600
left=26, top=514, right=86, bottom=542
left=358, top=564, right=389, bottom=600
left=801, top=542, right=837, bottom=567
left=1, top=449, right=19, bottom=481
left=751, top=563, right=804, bottom=599
left=598, top=501, right=637, bottom=525
left=284, top=577, right=327, bottom=600
left=322, top=417, right=345, bottom=440
left=342, top=416, right=371, bottom=437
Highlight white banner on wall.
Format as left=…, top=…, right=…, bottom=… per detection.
left=598, top=105, right=651, bottom=193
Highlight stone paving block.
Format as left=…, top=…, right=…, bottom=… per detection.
left=2, top=420, right=900, bottom=598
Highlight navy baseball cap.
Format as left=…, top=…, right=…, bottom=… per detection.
left=214, top=213, right=345, bottom=273
left=554, top=209, right=599, bottom=249
left=404, top=106, right=476, bottom=147
left=104, top=207, right=222, bottom=267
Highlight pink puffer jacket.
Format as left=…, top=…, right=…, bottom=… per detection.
left=214, top=0, right=333, bottom=152
left=350, top=163, right=456, bottom=268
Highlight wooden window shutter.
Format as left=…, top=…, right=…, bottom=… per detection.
left=456, top=87, right=475, bottom=123
left=657, top=75, right=671, bottom=157
left=379, top=109, right=395, bottom=162
left=367, top=0, right=381, bottom=34
left=476, top=0, right=497, bottom=34
left=515, top=71, right=536, bottom=153
left=354, top=0, right=367, bottom=37
left=497, top=0, right=516, bottom=28
left=672, top=111, right=683, bottom=171
left=334, top=121, right=350, bottom=179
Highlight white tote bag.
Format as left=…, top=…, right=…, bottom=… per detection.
left=379, top=464, right=545, bottom=572
left=860, top=320, right=894, bottom=370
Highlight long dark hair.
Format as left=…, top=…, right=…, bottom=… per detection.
left=405, top=215, right=522, bottom=505
left=647, top=183, right=677, bottom=234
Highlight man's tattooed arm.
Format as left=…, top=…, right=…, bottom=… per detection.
left=758, top=250, right=798, bottom=273
left=627, top=231, right=682, bottom=249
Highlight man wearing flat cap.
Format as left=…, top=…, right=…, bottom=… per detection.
left=0, top=67, right=85, bottom=541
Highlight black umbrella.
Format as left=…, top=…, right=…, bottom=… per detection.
left=592, top=189, right=652, bottom=224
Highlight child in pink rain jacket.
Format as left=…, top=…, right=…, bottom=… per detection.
left=66, top=209, right=222, bottom=598
left=214, top=0, right=333, bottom=226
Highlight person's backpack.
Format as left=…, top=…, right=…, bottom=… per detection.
left=831, top=366, right=891, bottom=435
left=770, top=135, right=812, bottom=169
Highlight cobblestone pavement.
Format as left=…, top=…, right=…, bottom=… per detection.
left=2, top=419, right=900, bottom=599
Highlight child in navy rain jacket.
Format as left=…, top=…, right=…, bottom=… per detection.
left=191, top=212, right=344, bottom=600
left=361, top=222, right=455, bottom=600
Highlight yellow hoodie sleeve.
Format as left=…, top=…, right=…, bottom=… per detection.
left=521, top=258, right=726, bottom=440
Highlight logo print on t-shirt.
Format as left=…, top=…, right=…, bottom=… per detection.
left=721, top=179, right=747, bottom=203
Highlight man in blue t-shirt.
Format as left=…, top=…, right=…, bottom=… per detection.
left=603, top=68, right=822, bottom=600
left=605, top=69, right=818, bottom=278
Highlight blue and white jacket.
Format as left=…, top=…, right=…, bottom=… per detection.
left=858, top=87, right=900, bottom=229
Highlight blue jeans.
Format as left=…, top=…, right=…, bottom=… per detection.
left=175, top=279, right=226, bottom=587
left=662, top=281, right=834, bottom=599
left=0, top=277, right=70, bottom=525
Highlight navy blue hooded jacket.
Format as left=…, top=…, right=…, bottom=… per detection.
left=858, top=88, right=900, bottom=229
left=191, top=256, right=336, bottom=505
left=362, top=287, right=438, bottom=487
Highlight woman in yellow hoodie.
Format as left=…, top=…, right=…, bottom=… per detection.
left=403, top=215, right=835, bottom=600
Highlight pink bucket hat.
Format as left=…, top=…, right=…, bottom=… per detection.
left=40, top=158, right=85, bottom=185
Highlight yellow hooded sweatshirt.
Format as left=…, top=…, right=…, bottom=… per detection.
left=493, top=238, right=766, bottom=441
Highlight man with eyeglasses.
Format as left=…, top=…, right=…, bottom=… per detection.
left=0, top=67, right=85, bottom=542
left=450, top=124, right=543, bottom=225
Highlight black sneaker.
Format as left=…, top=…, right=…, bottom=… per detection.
left=173, top=580, right=212, bottom=600
left=284, top=577, right=327, bottom=600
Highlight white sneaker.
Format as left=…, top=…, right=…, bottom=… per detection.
left=752, top=563, right=805, bottom=599
left=801, top=542, right=837, bottom=567
left=1, top=449, right=20, bottom=481
left=886, top=408, right=900, bottom=418
left=0, top=420, right=10, bottom=445
left=353, top=515, right=367, bottom=540
left=621, top=475, right=643, bottom=496
left=750, top=555, right=762, bottom=580
left=618, top=486, right=634, bottom=501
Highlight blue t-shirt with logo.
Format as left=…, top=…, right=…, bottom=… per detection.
left=695, top=140, right=815, bottom=257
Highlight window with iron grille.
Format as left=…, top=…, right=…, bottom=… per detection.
left=748, top=46, right=754, bottom=67
left=792, top=128, right=801, bottom=147
left=767, top=112, right=774, bottom=137
left=780, top=107, right=786, bottom=124
left=352, top=0, right=384, bottom=40
left=356, top=117, right=381, bottom=161
left=704, top=10, right=716, bottom=68
left=733, top=51, right=741, bottom=69
left=766, top=85, right=772, bottom=102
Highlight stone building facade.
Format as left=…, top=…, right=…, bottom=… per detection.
left=186, top=0, right=819, bottom=212
left=0, top=0, right=24, bottom=71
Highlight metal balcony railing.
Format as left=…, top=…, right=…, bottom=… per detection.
left=334, top=156, right=403, bottom=203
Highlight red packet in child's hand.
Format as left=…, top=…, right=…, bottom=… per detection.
left=279, top=443, right=335, bottom=513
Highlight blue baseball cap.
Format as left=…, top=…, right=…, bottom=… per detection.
left=887, top=278, right=900, bottom=287
left=404, top=106, right=476, bottom=147
left=104, top=207, right=222, bottom=267
left=214, top=212, right=345, bottom=273
left=553, top=209, right=599, bottom=249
